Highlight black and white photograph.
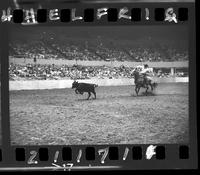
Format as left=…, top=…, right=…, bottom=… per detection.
left=9, top=25, right=189, bottom=145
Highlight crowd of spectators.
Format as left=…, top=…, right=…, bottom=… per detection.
left=128, top=47, right=188, bottom=62
left=9, top=38, right=188, bottom=62
left=128, top=48, right=162, bottom=62
left=9, top=42, right=60, bottom=60
left=9, top=63, right=187, bottom=81
left=9, top=38, right=188, bottom=81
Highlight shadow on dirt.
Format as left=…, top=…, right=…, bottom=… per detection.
left=131, top=91, right=156, bottom=97
left=77, top=98, right=96, bottom=101
left=141, top=91, right=157, bottom=96
left=76, top=93, right=157, bottom=101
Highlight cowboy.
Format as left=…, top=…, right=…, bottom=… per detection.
left=139, top=64, right=153, bottom=84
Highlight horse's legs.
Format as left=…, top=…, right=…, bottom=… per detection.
left=87, top=92, right=91, bottom=100
left=135, top=86, right=138, bottom=96
left=154, top=82, right=157, bottom=89
left=145, top=85, right=149, bottom=95
left=150, top=83, right=153, bottom=91
left=137, top=86, right=141, bottom=96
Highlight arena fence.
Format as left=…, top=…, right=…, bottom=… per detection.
left=9, top=77, right=189, bottom=91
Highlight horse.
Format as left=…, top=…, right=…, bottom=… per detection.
left=132, top=70, right=157, bottom=96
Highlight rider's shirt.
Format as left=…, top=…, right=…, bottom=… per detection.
left=139, top=67, right=154, bottom=81
left=140, top=68, right=152, bottom=74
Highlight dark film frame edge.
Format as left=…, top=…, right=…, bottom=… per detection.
left=0, top=1, right=197, bottom=171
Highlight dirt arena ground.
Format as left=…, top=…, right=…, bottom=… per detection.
left=10, top=83, right=189, bottom=145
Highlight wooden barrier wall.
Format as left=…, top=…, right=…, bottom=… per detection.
left=9, top=77, right=189, bottom=91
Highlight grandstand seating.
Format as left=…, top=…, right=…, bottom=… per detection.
left=9, top=36, right=188, bottom=81
left=9, top=37, right=188, bottom=62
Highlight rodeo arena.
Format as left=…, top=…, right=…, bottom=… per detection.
left=9, top=26, right=189, bottom=145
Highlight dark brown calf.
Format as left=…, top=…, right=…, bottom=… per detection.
left=72, top=81, right=98, bottom=100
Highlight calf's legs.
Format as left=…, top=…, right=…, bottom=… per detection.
left=87, top=92, right=91, bottom=100
left=92, top=91, right=96, bottom=99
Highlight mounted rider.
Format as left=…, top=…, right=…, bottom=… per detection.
left=137, top=64, right=154, bottom=85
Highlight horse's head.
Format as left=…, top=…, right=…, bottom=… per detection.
left=131, top=69, right=139, bottom=78
left=72, top=80, right=79, bottom=89
left=132, top=69, right=144, bottom=85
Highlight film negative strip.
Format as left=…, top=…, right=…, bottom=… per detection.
left=0, top=0, right=197, bottom=172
